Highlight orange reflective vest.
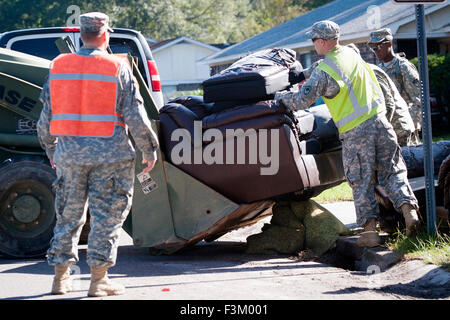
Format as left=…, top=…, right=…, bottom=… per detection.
left=49, top=53, right=127, bottom=137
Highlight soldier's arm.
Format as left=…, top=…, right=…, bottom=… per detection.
left=275, top=68, right=339, bottom=111
left=303, top=59, right=323, bottom=79
left=117, top=63, right=159, bottom=162
left=401, top=61, right=421, bottom=107
left=375, top=71, right=395, bottom=122
left=36, top=79, right=57, bottom=162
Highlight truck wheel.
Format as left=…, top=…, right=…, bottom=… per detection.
left=0, top=159, right=56, bottom=258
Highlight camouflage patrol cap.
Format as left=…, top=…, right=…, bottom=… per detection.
left=368, top=28, right=393, bottom=44
left=306, top=20, right=340, bottom=40
left=80, top=12, right=114, bottom=34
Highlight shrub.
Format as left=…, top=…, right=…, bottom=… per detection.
left=410, top=54, right=450, bottom=107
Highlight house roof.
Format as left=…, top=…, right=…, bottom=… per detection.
left=149, top=36, right=222, bottom=53
left=203, top=0, right=448, bottom=65
left=145, top=37, right=157, bottom=44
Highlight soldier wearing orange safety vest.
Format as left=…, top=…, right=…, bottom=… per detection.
left=37, top=12, right=159, bottom=297
left=49, top=53, right=127, bottom=137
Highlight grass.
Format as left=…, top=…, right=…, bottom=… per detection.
left=312, top=182, right=353, bottom=203
left=424, top=133, right=450, bottom=143
left=431, top=132, right=450, bottom=142
left=387, top=231, right=450, bottom=271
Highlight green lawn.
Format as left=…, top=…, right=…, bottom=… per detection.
left=387, top=231, right=450, bottom=271
left=431, top=133, right=450, bottom=142
left=312, top=181, right=353, bottom=203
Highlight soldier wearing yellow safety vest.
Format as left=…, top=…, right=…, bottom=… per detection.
left=37, top=12, right=159, bottom=297
left=275, top=21, right=420, bottom=248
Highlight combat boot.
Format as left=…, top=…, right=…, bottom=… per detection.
left=51, top=265, right=72, bottom=295
left=357, top=218, right=381, bottom=248
left=401, top=203, right=420, bottom=236
left=88, top=266, right=125, bottom=297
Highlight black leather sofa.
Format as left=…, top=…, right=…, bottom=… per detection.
left=158, top=96, right=345, bottom=204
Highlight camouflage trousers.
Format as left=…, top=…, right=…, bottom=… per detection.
left=340, top=113, right=418, bottom=227
left=47, top=159, right=135, bottom=267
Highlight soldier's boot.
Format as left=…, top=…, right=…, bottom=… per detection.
left=401, top=203, right=420, bottom=237
left=51, top=265, right=72, bottom=295
left=357, top=218, right=381, bottom=248
left=88, top=266, right=125, bottom=297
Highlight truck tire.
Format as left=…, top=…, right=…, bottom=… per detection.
left=0, top=158, right=56, bottom=258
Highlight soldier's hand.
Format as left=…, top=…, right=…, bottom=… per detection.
left=49, top=158, right=56, bottom=169
left=142, top=159, right=156, bottom=173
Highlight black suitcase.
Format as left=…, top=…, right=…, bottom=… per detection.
left=203, top=48, right=302, bottom=103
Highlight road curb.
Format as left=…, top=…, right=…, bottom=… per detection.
left=336, top=235, right=404, bottom=272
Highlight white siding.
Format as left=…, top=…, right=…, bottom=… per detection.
left=395, top=6, right=450, bottom=36
left=153, top=40, right=218, bottom=83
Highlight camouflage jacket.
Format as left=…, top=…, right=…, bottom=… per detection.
left=274, top=65, right=341, bottom=111
left=275, top=57, right=386, bottom=118
left=37, top=46, right=159, bottom=166
left=370, top=64, right=414, bottom=138
left=378, top=53, right=421, bottom=109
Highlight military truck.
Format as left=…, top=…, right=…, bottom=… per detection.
left=0, top=27, right=164, bottom=108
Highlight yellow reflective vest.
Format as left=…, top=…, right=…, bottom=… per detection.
left=317, top=46, right=385, bottom=133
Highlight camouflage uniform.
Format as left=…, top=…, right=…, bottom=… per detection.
left=49, top=160, right=135, bottom=267
left=379, top=54, right=421, bottom=144
left=369, top=28, right=422, bottom=144
left=344, top=44, right=414, bottom=146
left=275, top=21, right=418, bottom=227
left=370, top=64, right=415, bottom=146
left=37, top=45, right=159, bottom=268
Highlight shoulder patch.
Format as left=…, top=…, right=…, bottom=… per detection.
left=303, top=86, right=312, bottom=96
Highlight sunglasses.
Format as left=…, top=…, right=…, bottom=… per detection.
left=369, top=41, right=389, bottom=52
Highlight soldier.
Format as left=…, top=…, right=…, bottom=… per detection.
left=346, top=43, right=415, bottom=147
left=275, top=20, right=420, bottom=248
left=368, top=28, right=422, bottom=145
left=37, top=12, right=159, bottom=297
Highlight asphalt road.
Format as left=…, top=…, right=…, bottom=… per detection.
left=0, top=202, right=449, bottom=305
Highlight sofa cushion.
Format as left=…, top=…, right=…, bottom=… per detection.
left=203, top=100, right=288, bottom=129
left=168, top=95, right=213, bottom=119
left=159, top=103, right=198, bottom=133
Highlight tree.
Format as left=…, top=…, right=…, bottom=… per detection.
left=0, top=0, right=333, bottom=43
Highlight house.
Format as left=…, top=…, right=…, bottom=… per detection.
left=202, top=0, right=450, bottom=74
left=149, top=36, right=223, bottom=102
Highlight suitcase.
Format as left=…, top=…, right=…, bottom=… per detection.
left=203, top=48, right=302, bottom=104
